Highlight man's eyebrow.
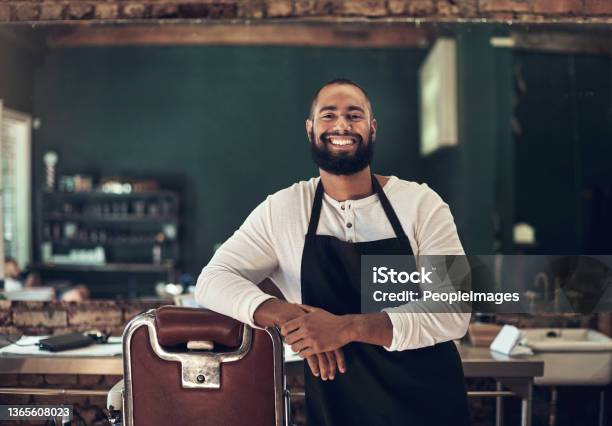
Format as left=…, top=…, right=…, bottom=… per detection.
left=318, top=105, right=366, bottom=113
left=318, top=105, right=337, bottom=113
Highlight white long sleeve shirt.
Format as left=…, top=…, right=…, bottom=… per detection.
left=196, top=175, right=470, bottom=351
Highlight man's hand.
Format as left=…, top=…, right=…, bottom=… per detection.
left=281, top=305, right=354, bottom=358
left=253, top=299, right=346, bottom=380
left=305, top=350, right=345, bottom=381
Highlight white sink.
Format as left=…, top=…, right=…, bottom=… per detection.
left=520, top=328, right=612, bottom=386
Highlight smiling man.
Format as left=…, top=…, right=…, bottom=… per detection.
left=196, top=78, right=471, bottom=426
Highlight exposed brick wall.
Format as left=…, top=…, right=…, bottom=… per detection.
left=0, top=300, right=162, bottom=337
left=495, top=313, right=597, bottom=329
left=0, top=373, right=121, bottom=426
left=1, top=0, right=612, bottom=23
left=0, top=300, right=161, bottom=426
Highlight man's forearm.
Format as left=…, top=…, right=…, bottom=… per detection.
left=253, top=298, right=304, bottom=328
left=345, top=312, right=393, bottom=348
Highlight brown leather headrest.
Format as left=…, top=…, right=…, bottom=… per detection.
left=154, top=306, right=243, bottom=348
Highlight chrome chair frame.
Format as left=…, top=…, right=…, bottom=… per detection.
left=120, top=309, right=287, bottom=426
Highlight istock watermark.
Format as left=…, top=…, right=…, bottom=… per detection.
left=360, top=255, right=612, bottom=315
left=372, top=266, right=434, bottom=284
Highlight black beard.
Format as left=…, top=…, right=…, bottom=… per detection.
left=309, top=129, right=374, bottom=176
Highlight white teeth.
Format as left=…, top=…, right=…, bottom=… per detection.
left=330, top=138, right=354, bottom=146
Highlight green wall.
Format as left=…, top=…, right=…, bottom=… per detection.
left=0, top=34, right=37, bottom=115
left=33, top=46, right=426, bottom=274
left=514, top=51, right=612, bottom=254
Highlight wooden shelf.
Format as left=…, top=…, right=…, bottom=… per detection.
left=45, top=213, right=178, bottom=223
left=43, top=238, right=164, bottom=246
left=37, top=189, right=181, bottom=271
left=32, top=262, right=175, bottom=273
left=41, top=190, right=178, bottom=199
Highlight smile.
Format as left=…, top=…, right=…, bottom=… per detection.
left=328, top=136, right=356, bottom=146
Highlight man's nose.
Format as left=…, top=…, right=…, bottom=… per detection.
left=333, top=116, right=351, bottom=132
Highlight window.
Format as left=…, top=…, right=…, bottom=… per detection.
left=0, top=100, right=32, bottom=273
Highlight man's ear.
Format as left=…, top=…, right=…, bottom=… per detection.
left=306, top=118, right=313, bottom=142
left=370, top=119, right=378, bottom=142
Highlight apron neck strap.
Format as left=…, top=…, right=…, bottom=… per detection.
left=307, top=175, right=408, bottom=239
left=371, top=175, right=408, bottom=239
left=307, top=181, right=325, bottom=237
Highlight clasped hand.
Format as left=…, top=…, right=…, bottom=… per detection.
left=280, top=304, right=353, bottom=381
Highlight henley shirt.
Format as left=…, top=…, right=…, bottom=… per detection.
left=195, top=175, right=470, bottom=351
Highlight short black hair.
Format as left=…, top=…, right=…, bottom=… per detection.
left=309, top=78, right=373, bottom=118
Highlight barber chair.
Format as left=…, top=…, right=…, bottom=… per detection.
left=107, top=306, right=288, bottom=426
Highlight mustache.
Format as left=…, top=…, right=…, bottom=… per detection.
left=319, top=131, right=364, bottom=145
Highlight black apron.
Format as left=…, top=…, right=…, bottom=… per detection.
left=300, top=175, right=471, bottom=426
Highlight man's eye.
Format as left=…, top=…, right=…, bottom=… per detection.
left=321, top=114, right=335, bottom=119
left=349, top=114, right=363, bottom=120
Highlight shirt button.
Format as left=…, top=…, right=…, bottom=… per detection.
left=346, top=222, right=352, bottom=228
left=341, top=205, right=345, bottom=210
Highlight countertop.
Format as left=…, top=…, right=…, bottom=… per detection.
left=0, top=336, right=543, bottom=378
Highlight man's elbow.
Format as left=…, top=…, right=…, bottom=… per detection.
left=449, top=312, right=471, bottom=341
left=432, top=312, right=470, bottom=344
left=194, top=266, right=214, bottom=308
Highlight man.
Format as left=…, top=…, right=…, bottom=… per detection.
left=196, top=78, right=471, bottom=425
left=4, top=258, right=24, bottom=292
left=4, top=258, right=41, bottom=292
